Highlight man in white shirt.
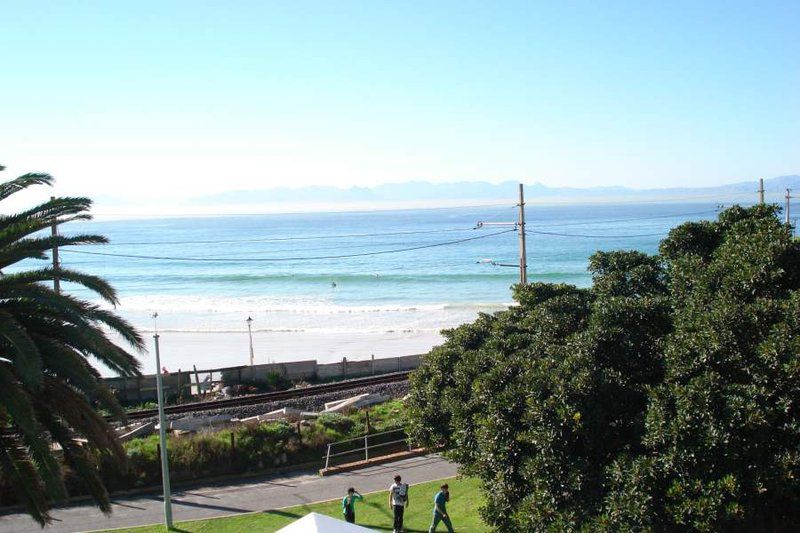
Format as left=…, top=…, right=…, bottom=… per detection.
left=388, top=474, right=409, bottom=533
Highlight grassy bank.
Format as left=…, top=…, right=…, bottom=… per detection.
left=117, top=400, right=407, bottom=489
left=104, top=476, right=488, bottom=532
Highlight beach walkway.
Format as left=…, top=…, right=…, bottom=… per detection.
left=0, top=455, right=457, bottom=533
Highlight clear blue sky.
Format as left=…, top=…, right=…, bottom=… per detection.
left=1, top=0, right=798, bottom=203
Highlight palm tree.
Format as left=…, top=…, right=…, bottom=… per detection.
left=0, top=165, right=143, bottom=525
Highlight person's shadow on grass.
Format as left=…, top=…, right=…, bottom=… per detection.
left=359, top=501, right=428, bottom=532
left=362, top=526, right=428, bottom=532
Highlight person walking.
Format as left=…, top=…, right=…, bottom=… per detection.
left=342, top=487, right=363, bottom=524
left=389, top=474, right=409, bottom=533
left=429, top=483, right=454, bottom=532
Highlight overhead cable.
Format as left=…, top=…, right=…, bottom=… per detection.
left=528, top=230, right=666, bottom=238
left=531, top=208, right=719, bottom=228
left=90, top=207, right=720, bottom=247
left=60, top=229, right=516, bottom=263
left=100, top=226, right=477, bottom=246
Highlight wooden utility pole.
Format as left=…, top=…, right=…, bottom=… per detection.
left=758, top=178, right=764, bottom=205
left=517, top=183, right=527, bottom=284
left=475, top=183, right=529, bottom=285
left=786, top=188, right=792, bottom=225
left=50, top=196, right=60, bottom=294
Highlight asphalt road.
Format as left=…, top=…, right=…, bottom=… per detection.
left=0, top=455, right=457, bottom=533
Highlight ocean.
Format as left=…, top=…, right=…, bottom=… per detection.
left=19, top=202, right=726, bottom=374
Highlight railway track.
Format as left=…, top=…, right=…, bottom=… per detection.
left=120, top=371, right=411, bottom=421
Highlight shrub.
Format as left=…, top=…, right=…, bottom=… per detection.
left=409, top=205, right=800, bottom=531
left=316, top=412, right=356, bottom=434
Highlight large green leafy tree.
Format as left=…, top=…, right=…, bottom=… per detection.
left=408, top=205, right=800, bottom=531
left=0, top=166, right=143, bottom=525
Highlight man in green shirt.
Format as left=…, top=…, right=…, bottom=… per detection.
left=429, top=483, right=454, bottom=532
left=342, top=487, right=363, bottom=524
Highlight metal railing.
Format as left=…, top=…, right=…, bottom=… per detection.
left=324, top=427, right=411, bottom=470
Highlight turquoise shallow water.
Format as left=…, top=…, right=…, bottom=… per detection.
left=14, top=201, right=724, bottom=338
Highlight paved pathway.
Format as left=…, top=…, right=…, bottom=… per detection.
left=0, top=455, right=457, bottom=532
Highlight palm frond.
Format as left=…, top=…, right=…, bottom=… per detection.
left=36, top=406, right=114, bottom=515
left=0, top=195, right=92, bottom=225
left=0, top=173, right=144, bottom=519
left=0, top=235, right=108, bottom=269
left=0, top=173, right=53, bottom=202
left=0, top=197, right=94, bottom=248
left=0, top=285, right=98, bottom=330
left=34, top=336, right=128, bottom=422
left=0, top=266, right=119, bottom=305
left=0, top=365, right=67, bottom=502
left=0, top=430, right=51, bottom=526
left=40, top=377, right=125, bottom=458
left=85, top=307, right=145, bottom=350
left=0, top=309, right=42, bottom=387
left=31, top=320, right=141, bottom=377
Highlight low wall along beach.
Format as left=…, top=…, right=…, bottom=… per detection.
left=105, top=354, right=422, bottom=403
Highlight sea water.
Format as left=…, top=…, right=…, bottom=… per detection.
left=19, top=202, right=725, bottom=373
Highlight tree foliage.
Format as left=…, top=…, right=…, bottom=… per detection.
left=408, top=205, right=800, bottom=531
left=0, top=166, right=143, bottom=525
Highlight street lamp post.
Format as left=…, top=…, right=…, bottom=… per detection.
left=246, top=316, right=254, bottom=366
left=152, top=313, right=173, bottom=529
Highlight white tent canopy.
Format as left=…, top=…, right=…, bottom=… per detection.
left=275, top=512, right=376, bottom=533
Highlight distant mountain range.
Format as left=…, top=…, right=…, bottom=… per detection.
left=93, top=175, right=800, bottom=217
left=196, top=175, right=800, bottom=205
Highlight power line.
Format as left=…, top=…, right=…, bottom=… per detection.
left=85, top=207, right=720, bottom=247
left=188, top=237, right=467, bottom=258
left=531, top=208, right=720, bottom=228
left=540, top=190, right=756, bottom=205
left=88, top=202, right=518, bottom=219
left=95, top=226, right=477, bottom=246
left=60, top=229, right=516, bottom=263
left=528, top=229, right=666, bottom=238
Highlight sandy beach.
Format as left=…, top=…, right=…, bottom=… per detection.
left=129, top=329, right=445, bottom=375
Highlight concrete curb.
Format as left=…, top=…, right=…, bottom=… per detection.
left=319, top=448, right=428, bottom=476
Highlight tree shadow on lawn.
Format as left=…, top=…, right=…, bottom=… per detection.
left=168, top=498, right=252, bottom=514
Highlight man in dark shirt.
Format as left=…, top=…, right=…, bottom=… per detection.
left=429, top=483, right=454, bottom=532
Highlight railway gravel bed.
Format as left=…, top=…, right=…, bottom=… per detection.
left=125, top=381, right=410, bottom=425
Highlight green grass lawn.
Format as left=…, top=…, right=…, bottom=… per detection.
left=104, top=476, right=488, bottom=532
